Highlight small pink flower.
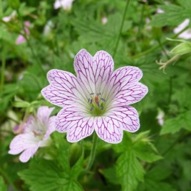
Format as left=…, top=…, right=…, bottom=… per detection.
left=9, top=106, right=56, bottom=162
left=16, top=21, right=31, bottom=45
left=41, top=49, right=148, bottom=144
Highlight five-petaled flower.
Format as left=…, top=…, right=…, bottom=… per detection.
left=8, top=106, right=56, bottom=162
left=41, top=49, right=148, bottom=144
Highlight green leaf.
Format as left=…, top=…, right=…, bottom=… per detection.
left=133, top=132, right=162, bottom=162
left=113, top=133, right=162, bottom=191
left=19, top=159, right=83, bottom=191
left=160, top=110, right=191, bottom=134
left=151, top=4, right=191, bottom=27
left=116, top=149, right=144, bottom=191
left=137, top=165, right=176, bottom=191
left=70, top=148, right=84, bottom=179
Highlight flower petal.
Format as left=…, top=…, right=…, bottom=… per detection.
left=74, top=49, right=114, bottom=94
left=110, top=66, right=143, bottom=86
left=37, top=106, right=54, bottom=124
left=19, top=146, right=39, bottom=163
left=44, top=116, right=56, bottom=139
left=93, top=50, right=114, bottom=95
left=94, top=117, right=123, bottom=144
left=107, top=106, right=140, bottom=132
left=113, top=82, right=148, bottom=106
left=56, top=108, right=94, bottom=142
left=8, top=133, right=39, bottom=155
left=41, top=69, right=82, bottom=107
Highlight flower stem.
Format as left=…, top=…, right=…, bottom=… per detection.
left=86, top=133, right=98, bottom=171
left=0, top=46, right=6, bottom=91
left=113, top=0, right=131, bottom=58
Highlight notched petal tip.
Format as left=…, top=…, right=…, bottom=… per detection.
left=74, top=49, right=92, bottom=62
left=94, top=117, right=123, bottom=144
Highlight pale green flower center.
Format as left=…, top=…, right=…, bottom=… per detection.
left=88, top=93, right=106, bottom=116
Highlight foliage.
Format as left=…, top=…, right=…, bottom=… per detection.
left=1, top=0, right=191, bottom=190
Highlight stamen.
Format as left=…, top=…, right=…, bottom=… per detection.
left=88, top=92, right=106, bottom=116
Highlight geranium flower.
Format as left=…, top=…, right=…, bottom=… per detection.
left=8, top=106, right=56, bottom=162
left=54, top=0, right=75, bottom=10
left=41, top=49, right=148, bottom=144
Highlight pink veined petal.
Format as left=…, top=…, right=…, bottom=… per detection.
left=112, top=82, right=148, bottom=106
left=37, top=106, right=54, bottom=124
left=56, top=107, right=94, bottom=142
left=19, top=146, right=39, bottom=163
left=92, top=50, right=114, bottom=94
left=108, top=66, right=143, bottom=97
left=56, top=107, right=84, bottom=132
left=74, top=49, right=114, bottom=95
left=74, top=49, right=94, bottom=94
left=110, top=66, right=143, bottom=86
left=107, top=106, right=140, bottom=132
left=41, top=69, right=83, bottom=107
left=8, top=133, right=39, bottom=155
left=94, top=117, right=123, bottom=144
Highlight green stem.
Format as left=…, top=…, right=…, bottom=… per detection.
left=16, top=9, right=45, bottom=75
left=113, top=0, right=131, bottom=58
left=86, top=133, right=98, bottom=171
left=0, top=47, right=6, bottom=91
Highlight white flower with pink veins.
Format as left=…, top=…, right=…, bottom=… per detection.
left=41, top=49, right=148, bottom=144
left=9, top=106, right=56, bottom=162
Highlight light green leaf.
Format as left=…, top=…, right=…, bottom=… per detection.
left=160, top=110, right=191, bottom=134
left=19, top=159, right=83, bottom=191
left=116, top=149, right=144, bottom=191
left=133, top=132, right=162, bottom=162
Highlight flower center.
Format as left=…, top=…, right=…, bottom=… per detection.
left=88, top=93, right=106, bottom=116
left=32, top=120, right=46, bottom=138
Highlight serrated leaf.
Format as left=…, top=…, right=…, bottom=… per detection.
left=160, top=110, right=191, bottom=134
left=133, top=132, right=162, bottom=162
left=134, top=143, right=162, bottom=163
left=116, top=149, right=144, bottom=191
left=19, top=159, right=83, bottom=191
